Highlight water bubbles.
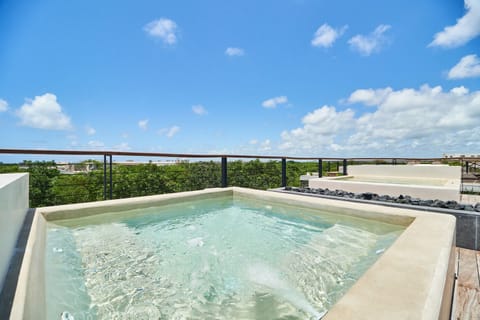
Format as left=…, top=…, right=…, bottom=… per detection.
left=125, top=304, right=161, bottom=320
left=203, top=285, right=218, bottom=302
left=60, top=311, right=74, bottom=320
left=187, top=237, right=204, bottom=247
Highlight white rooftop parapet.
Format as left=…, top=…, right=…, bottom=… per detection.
left=309, top=164, right=461, bottom=201
left=0, top=173, right=29, bottom=291
left=348, top=164, right=461, bottom=181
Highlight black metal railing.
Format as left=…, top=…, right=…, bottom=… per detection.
left=0, top=148, right=473, bottom=207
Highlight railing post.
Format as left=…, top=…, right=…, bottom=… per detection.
left=109, top=154, right=113, bottom=199
left=343, top=159, right=347, bottom=175
left=103, top=154, right=107, bottom=200
left=318, top=159, right=323, bottom=178
left=466, top=161, right=469, bottom=174
left=221, top=157, right=227, bottom=187
left=327, top=161, right=331, bottom=172
left=281, top=158, right=287, bottom=187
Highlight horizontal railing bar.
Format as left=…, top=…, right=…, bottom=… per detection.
left=0, top=148, right=465, bottom=161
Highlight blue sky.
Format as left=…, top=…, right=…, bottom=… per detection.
left=1, top=0, right=480, bottom=160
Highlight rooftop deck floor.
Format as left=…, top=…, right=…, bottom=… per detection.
left=455, top=247, right=480, bottom=319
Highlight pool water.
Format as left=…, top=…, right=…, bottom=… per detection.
left=46, top=197, right=404, bottom=319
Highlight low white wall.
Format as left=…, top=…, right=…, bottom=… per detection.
left=0, top=173, right=29, bottom=290
left=348, top=164, right=461, bottom=180
left=308, top=179, right=460, bottom=201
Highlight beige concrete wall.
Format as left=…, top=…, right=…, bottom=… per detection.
left=10, top=213, right=46, bottom=320
left=348, top=164, right=461, bottom=180
left=0, top=173, right=29, bottom=291
left=308, top=178, right=460, bottom=201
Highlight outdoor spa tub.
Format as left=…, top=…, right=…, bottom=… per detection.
left=10, top=187, right=456, bottom=319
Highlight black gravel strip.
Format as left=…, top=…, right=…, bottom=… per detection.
left=276, top=186, right=480, bottom=214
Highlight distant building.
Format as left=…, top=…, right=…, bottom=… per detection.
left=443, top=153, right=480, bottom=159
left=57, top=162, right=98, bottom=174
left=114, top=159, right=189, bottom=166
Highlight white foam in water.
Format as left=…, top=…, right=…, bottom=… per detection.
left=247, top=263, right=323, bottom=318
left=71, top=223, right=166, bottom=318
left=60, top=311, right=74, bottom=320
left=187, top=237, right=204, bottom=247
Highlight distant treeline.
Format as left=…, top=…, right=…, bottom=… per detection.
left=0, top=160, right=322, bottom=207
left=1, top=158, right=461, bottom=208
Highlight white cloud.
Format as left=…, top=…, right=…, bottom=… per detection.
left=260, top=139, right=272, bottom=151
left=113, top=142, right=131, bottom=151
left=138, top=119, right=149, bottom=130
left=262, top=96, right=288, bottom=109
left=144, top=18, right=178, bottom=45
left=192, top=104, right=207, bottom=115
left=0, top=99, right=8, bottom=112
left=225, top=47, right=245, bottom=56
left=67, top=134, right=78, bottom=147
left=279, top=84, right=480, bottom=156
left=87, top=140, right=105, bottom=148
left=16, top=93, right=72, bottom=130
left=249, top=139, right=258, bottom=145
left=451, top=86, right=469, bottom=95
left=158, top=125, right=180, bottom=138
left=85, top=125, right=96, bottom=135
left=347, top=87, right=393, bottom=106
left=348, top=24, right=391, bottom=56
left=429, top=0, right=480, bottom=48
left=448, top=54, right=480, bottom=79
left=279, top=106, right=355, bottom=152
left=311, top=23, right=348, bottom=48
left=167, top=125, right=180, bottom=138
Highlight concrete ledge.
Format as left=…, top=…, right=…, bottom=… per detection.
left=309, top=177, right=460, bottom=202
left=0, top=173, right=29, bottom=292
left=310, top=164, right=461, bottom=202
left=348, top=164, right=461, bottom=180
left=9, top=211, right=46, bottom=320
left=41, top=188, right=232, bottom=221
left=0, top=209, right=35, bottom=319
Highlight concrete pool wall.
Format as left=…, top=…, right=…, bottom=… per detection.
left=0, top=174, right=29, bottom=292
left=309, top=164, right=461, bottom=201
left=11, top=187, right=456, bottom=320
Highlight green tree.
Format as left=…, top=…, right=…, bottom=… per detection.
left=51, top=171, right=104, bottom=205
left=26, top=161, right=60, bottom=207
